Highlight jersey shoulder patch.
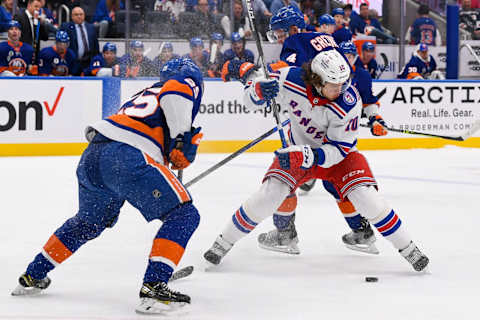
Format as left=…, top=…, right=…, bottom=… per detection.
left=326, top=86, right=359, bottom=119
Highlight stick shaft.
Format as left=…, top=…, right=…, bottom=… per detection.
left=360, top=123, right=464, bottom=141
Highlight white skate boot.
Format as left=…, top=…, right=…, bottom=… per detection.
left=203, top=235, right=233, bottom=266
left=399, top=241, right=430, bottom=272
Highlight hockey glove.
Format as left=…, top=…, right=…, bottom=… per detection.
left=169, top=127, right=203, bottom=170
left=221, top=60, right=257, bottom=84
left=275, top=145, right=322, bottom=170
left=250, top=78, right=279, bottom=105
left=368, top=115, right=388, bottom=136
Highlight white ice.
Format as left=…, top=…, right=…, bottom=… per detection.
left=1, top=147, right=480, bottom=320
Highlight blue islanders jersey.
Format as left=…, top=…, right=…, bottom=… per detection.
left=397, top=52, right=437, bottom=79
left=280, top=32, right=340, bottom=67
left=351, top=63, right=378, bottom=107
left=38, top=46, right=76, bottom=76
left=223, top=48, right=255, bottom=64
left=354, top=56, right=378, bottom=79
left=84, top=54, right=119, bottom=76
left=410, top=17, right=438, bottom=46
left=333, top=26, right=352, bottom=45
left=90, top=74, right=203, bottom=164
left=0, top=41, right=33, bottom=76
left=181, top=51, right=210, bottom=76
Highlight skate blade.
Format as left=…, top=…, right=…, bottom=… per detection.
left=11, top=285, right=43, bottom=296
left=135, top=297, right=188, bottom=315
left=345, top=243, right=380, bottom=255
left=259, top=243, right=301, bottom=255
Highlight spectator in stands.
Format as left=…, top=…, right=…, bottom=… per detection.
left=14, top=0, right=49, bottom=49
left=192, top=0, right=227, bottom=37
left=64, top=0, right=82, bottom=10
left=182, top=37, right=209, bottom=75
left=299, top=0, right=320, bottom=28
left=397, top=43, right=443, bottom=80
left=357, top=41, right=378, bottom=79
left=0, top=0, right=14, bottom=34
left=270, top=0, right=299, bottom=16
left=61, top=6, right=99, bottom=76
left=405, top=4, right=441, bottom=46
left=84, top=42, right=120, bottom=76
left=93, top=0, right=124, bottom=38
left=118, top=40, right=156, bottom=77
left=460, top=0, right=480, bottom=40
left=331, top=7, right=352, bottom=44
left=206, top=32, right=224, bottom=77
left=223, top=32, right=254, bottom=63
left=0, top=20, right=34, bottom=76
left=38, top=30, right=76, bottom=76
left=186, top=0, right=223, bottom=13
left=153, top=41, right=180, bottom=73
left=154, top=0, right=185, bottom=22
left=342, top=4, right=354, bottom=27
left=246, top=0, right=272, bottom=39
left=229, top=0, right=251, bottom=38
left=350, top=3, right=397, bottom=44
left=39, top=0, right=57, bottom=36
left=459, top=0, right=480, bottom=9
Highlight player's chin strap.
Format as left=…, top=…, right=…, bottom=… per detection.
left=245, top=0, right=289, bottom=148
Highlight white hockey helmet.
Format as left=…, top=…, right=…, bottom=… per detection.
left=311, top=50, right=350, bottom=85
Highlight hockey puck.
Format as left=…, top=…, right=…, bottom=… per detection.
left=365, top=277, right=378, bottom=282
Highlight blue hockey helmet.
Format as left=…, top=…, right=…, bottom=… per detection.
left=339, top=41, right=358, bottom=55
left=160, top=57, right=203, bottom=86
left=418, top=43, right=428, bottom=52
left=211, top=32, right=224, bottom=41
left=55, top=30, right=70, bottom=43
left=269, top=5, right=305, bottom=32
left=190, top=37, right=204, bottom=48
left=318, top=14, right=336, bottom=26
left=331, top=8, right=345, bottom=17
left=362, top=41, right=375, bottom=52
left=102, top=42, right=117, bottom=53
left=130, top=40, right=144, bottom=49
left=7, top=20, right=21, bottom=30
left=231, top=32, right=243, bottom=43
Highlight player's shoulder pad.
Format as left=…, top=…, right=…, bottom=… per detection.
left=326, top=86, right=359, bottom=119
left=158, top=76, right=195, bottom=101
left=283, top=67, right=307, bottom=98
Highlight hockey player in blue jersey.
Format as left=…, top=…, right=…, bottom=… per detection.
left=223, top=32, right=255, bottom=64
left=153, top=42, right=180, bottom=75
left=12, top=57, right=204, bottom=314
left=398, top=43, right=442, bottom=79
left=182, top=37, right=209, bottom=76
left=83, top=42, right=119, bottom=77
left=355, top=41, right=378, bottom=79
left=118, top=40, right=157, bottom=78
left=206, top=32, right=225, bottom=78
left=406, top=4, right=441, bottom=46
left=38, top=30, right=76, bottom=76
left=0, top=20, right=34, bottom=76
left=332, top=8, right=352, bottom=44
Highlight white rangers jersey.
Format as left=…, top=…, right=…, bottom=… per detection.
left=244, top=66, right=362, bottom=168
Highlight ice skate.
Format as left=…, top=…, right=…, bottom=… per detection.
left=342, top=217, right=379, bottom=255
left=399, top=241, right=430, bottom=272
left=135, top=281, right=190, bottom=314
left=203, top=235, right=233, bottom=266
left=258, top=227, right=300, bottom=255
left=11, top=273, right=51, bottom=296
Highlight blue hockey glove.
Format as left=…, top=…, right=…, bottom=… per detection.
left=250, top=78, right=279, bottom=105
left=221, top=60, right=257, bottom=84
left=169, top=127, right=203, bottom=170
left=274, top=145, right=323, bottom=170
left=368, top=115, right=388, bottom=136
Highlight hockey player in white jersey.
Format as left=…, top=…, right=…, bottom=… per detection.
left=205, top=50, right=429, bottom=272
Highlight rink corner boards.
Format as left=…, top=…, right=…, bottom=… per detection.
left=1, top=138, right=480, bottom=157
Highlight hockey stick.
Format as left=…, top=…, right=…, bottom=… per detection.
left=245, top=0, right=288, bottom=148
left=169, top=265, right=193, bottom=282
left=376, top=52, right=389, bottom=79
left=177, top=169, right=183, bottom=182
left=360, top=118, right=480, bottom=141
left=184, top=119, right=291, bottom=188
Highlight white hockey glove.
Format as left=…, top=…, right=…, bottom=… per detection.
left=275, top=145, right=324, bottom=170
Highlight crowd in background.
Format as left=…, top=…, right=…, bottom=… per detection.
left=0, top=0, right=475, bottom=78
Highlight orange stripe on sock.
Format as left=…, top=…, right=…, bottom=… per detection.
left=150, top=238, right=185, bottom=266
left=43, top=234, right=72, bottom=264
left=277, top=194, right=298, bottom=213
left=338, top=199, right=356, bottom=214
left=145, top=154, right=190, bottom=203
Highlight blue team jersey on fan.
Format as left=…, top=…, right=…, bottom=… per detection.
left=280, top=32, right=340, bottom=67
left=397, top=53, right=437, bottom=79
left=38, top=46, right=76, bottom=76
left=0, top=41, right=33, bottom=76
left=351, top=63, right=378, bottom=106
left=223, top=48, right=255, bottom=64
left=332, top=26, right=352, bottom=45
left=354, top=56, right=378, bottom=79
left=410, top=17, right=438, bottom=45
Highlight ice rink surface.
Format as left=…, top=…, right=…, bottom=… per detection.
left=1, top=147, right=479, bottom=320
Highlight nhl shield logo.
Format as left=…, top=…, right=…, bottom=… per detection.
left=313, top=98, right=319, bottom=105
left=343, top=91, right=355, bottom=105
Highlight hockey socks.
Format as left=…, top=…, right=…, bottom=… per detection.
left=337, top=199, right=363, bottom=230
